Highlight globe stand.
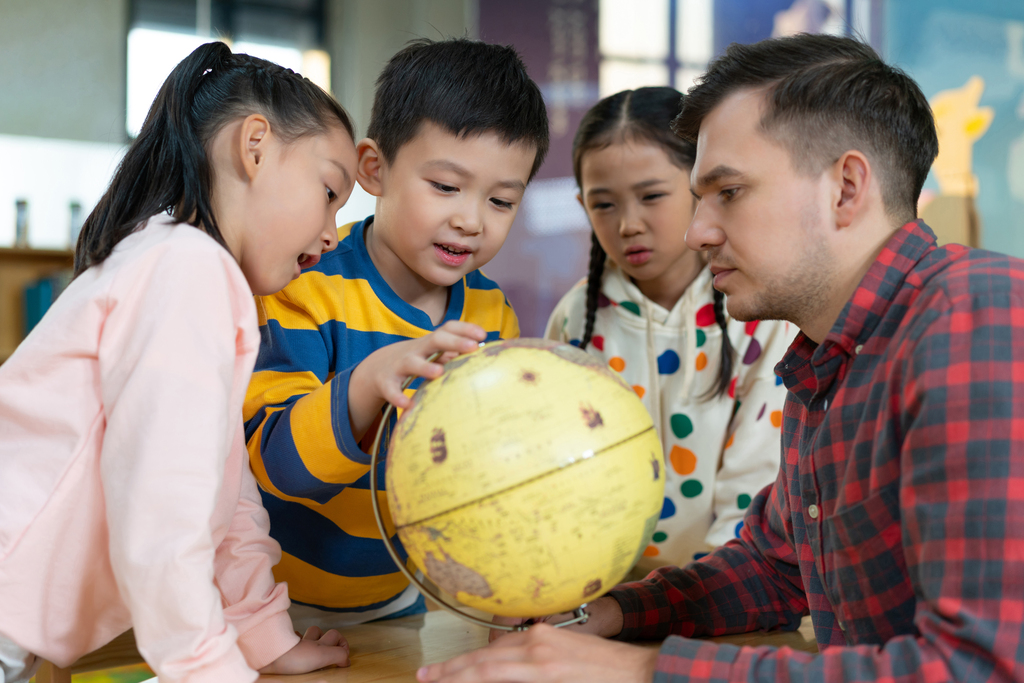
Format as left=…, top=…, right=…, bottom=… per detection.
left=368, top=350, right=590, bottom=633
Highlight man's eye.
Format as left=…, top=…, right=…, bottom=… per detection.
left=720, top=188, right=738, bottom=202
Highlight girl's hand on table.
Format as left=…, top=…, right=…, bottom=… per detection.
left=259, top=625, right=351, bottom=675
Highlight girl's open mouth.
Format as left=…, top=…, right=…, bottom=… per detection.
left=298, top=253, right=321, bottom=269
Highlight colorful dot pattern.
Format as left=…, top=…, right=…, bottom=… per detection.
left=583, top=293, right=780, bottom=556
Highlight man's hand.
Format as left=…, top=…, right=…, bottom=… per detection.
left=489, top=596, right=625, bottom=642
left=258, top=625, right=351, bottom=675
left=348, top=320, right=487, bottom=440
left=417, top=623, right=657, bottom=683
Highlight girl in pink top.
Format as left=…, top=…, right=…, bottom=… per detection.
left=0, top=42, right=358, bottom=683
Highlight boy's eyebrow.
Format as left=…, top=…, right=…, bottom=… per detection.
left=692, top=164, right=745, bottom=192
left=425, top=159, right=526, bottom=194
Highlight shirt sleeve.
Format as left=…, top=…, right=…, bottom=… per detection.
left=498, top=293, right=521, bottom=340
left=607, top=471, right=808, bottom=645
left=616, top=292, right=1024, bottom=682
left=244, top=287, right=374, bottom=505
left=98, top=247, right=267, bottom=683
left=705, top=321, right=793, bottom=548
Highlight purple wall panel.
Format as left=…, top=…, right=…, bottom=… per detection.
left=478, top=0, right=600, bottom=337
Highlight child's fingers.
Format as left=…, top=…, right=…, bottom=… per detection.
left=437, top=320, right=488, bottom=342
left=424, top=328, right=484, bottom=356
left=318, top=629, right=349, bottom=648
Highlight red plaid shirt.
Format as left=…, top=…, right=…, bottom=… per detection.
left=607, top=221, right=1024, bottom=682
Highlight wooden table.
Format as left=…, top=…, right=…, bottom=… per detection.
left=258, top=610, right=819, bottom=683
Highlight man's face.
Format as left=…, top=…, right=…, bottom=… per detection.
left=685, top=89, right=837, bottom=327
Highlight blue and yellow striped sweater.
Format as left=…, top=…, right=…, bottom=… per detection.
left=243, top=217, right=519, bottom=613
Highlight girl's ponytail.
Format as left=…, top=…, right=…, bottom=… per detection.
left=704, top=286, right=735, bottom=399
left=75, top=42, right=353, bottom=276
left=580, top=232, right=606, bottom=350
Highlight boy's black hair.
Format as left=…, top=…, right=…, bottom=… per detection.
left=367, top=38, right=549, bottom=180
left=75, top=41, right=353, bottom=276
left=574, top=87, right=734, bottom=400
left=674, top=33, right=938, bottom=226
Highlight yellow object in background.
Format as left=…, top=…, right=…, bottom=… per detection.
left=921, top=75, right=995, bottom=248
left=386, top=339, right=664, bottom=617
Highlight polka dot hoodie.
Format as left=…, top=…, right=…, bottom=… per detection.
left=544, top=262, right=796, bottom=565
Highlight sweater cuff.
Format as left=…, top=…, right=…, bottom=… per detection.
left=330, top=365, right=372, bottom=465
left=652, top=635, right=741, bottom=683
left=169, top=646, right=259, bottom=683
left=235, top=610, right=301, bottom=672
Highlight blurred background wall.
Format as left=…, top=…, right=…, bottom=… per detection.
left=0, top=0, right=1021, bottom=347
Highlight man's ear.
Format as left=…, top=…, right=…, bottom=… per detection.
left=239, top=114, right=271, bottom=181
left=833, top=150, right=871, bottom=230
left=356, top=138, right=385, bottom=197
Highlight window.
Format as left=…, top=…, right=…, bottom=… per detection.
left=126, top=0, right=330, bottom=137
left=598, top=0, right=714, bottom=97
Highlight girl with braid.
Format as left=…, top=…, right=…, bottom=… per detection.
left=544, top=87, right=795, bottom=569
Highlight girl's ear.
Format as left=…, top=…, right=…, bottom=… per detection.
left=239, top=114, right=271, bottom=181
left=356, top=138, right=385, bottom=197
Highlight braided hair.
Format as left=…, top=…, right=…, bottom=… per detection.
left=573, top=86, right=734, bottom=399
left=75, top=41, right=354, bottom=275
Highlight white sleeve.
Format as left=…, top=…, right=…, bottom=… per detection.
left=544, top=284, right=584, bottom=342
left=98, top=245, right=260, bottom=683
left=705, top=321, right=795, bottom=548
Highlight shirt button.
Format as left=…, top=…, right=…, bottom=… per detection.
left=823, top=399, right=829, bottom=411
left=855, top=344, right=863, bottom=355
left=808, top=504, right=820, bottom=519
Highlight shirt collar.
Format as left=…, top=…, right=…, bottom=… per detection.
left=776, top=220, right=938, bottom=397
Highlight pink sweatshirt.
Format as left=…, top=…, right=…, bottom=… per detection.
left=0, top=216, right=299, bottom=682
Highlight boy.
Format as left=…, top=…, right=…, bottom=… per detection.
left=243, top=37, right=549, bottom=631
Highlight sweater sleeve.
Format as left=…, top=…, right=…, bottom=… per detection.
left=98, top=246, right=264, bottom=683
left=543, top=283, right=585, bottom=342
left=214, top=455, right=300, bottom=670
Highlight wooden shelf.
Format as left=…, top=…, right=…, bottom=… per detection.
left=0, top=247, right=74, bottom=363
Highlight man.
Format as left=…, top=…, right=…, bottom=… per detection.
left=417, top=33, right=1024, bottom=683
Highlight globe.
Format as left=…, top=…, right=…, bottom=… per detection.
left=385, top=338, right=665, bottom=618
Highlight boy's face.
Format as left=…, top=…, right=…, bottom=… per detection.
left=368, top=122, right=536, bottom=289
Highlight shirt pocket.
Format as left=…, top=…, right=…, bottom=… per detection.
left=822, top=485, right=917, bottom=644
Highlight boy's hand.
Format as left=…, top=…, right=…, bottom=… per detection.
left=258, top=625, right=350, bottom=675
left=349, top=321, right=487, bottom=441
left=488, top=596, right=625, bottom=643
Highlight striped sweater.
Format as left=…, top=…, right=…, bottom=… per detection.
left=243, top=217, right=519, bottom=621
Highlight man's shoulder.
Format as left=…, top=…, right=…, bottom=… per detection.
left=913, top=244, right=1024, bottom=308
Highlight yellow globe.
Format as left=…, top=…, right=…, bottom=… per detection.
left=386, top=338, right=665, bottom=617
